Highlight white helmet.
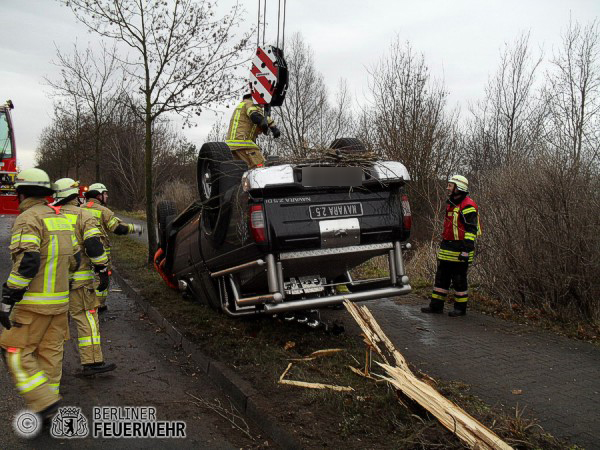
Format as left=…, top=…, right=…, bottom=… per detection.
left=448, top=175, right=468, bottom=192
left=14, top=168, right=54, bottom=195
left=54, top=178, right=80, bottom=199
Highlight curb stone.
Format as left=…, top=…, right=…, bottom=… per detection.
left=112, top=269, right=303, bottom=449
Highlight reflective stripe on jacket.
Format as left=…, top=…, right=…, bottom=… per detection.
left=7, top=197, right=79, bottom=315
left=55, top=200, right=107, bottom=289
left=226, top=99, right=275, bottom=150
left=438, top=195, right=481, bottom=263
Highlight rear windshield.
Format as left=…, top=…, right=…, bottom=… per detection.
left=0, top=111, right=13, bottom=158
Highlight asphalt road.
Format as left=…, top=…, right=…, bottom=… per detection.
left=0, top=214, right=260, bottom=448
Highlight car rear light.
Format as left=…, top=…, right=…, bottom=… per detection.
left=401, top=194, right=412, bottom=231
left=249, top=204, right=267, bottom=243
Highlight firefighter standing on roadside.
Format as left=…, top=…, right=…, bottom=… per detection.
left=53, top=178, right=116, bottom=376
left=421, top=175, right=481, bottom=317
left=226, top=93, right=282, bottom=168
left=82, top=183, right=142, bottom=312
left=0, top=168, right=80, bottom=418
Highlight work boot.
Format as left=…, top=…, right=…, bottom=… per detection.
left=421, top=299, right=444, bottom=314
left=39, top=400, right=61, bottom=428
left=448, top=302, right=467, bottom=317
left=81, top=362, right=116, bottom=377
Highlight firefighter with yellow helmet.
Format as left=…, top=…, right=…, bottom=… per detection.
left=422, top=175, right=481, bottom=317
left=226, top=93, right=282, bottom=168
left=0, top=168, right=80, bottom=418
left=54, top=178, right=116, bottom=375
left=82, top=182, right=142, bottom=311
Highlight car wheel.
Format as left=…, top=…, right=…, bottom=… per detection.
left=329, top=137, right=367, bottom=153
left=157, top=200, right=177, bottom=249
left=197, top=142, right=233, bottom=205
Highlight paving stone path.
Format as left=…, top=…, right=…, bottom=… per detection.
left=335, top=297, right=600, bottom=449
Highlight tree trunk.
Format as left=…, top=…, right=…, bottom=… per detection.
left=95, top=126, right=101, bottom=181
left=144, top=96, right=157, bottom=264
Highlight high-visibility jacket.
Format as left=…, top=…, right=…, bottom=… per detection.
left=226, top=98, right=275, bottom=151
left=438, top=195, right=481, bottom=263
left=7, top=197, right=80, bottom=315
left=81, top=198, right=137, bottom=257
left=52, top=200, right=108, bottom=289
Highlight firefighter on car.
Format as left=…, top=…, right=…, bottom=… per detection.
left=226, top=93, right=281, bottom=168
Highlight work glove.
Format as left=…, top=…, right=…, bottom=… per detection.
left=132, top=224, right=143, bottom=236
left=0, top=304, right=11, bottom=330
left=94, top=266, right=110, bottom=293
left=270, top=126, right=281, bottom=139
left=260, top=117, right=270, bottom=134
left=2, top=282, right=25, bottom=305
left=458, top=252, right=470, bottom=263
left=1, top=283, right=25, bottom=330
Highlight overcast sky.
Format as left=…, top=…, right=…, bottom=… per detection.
left=2, top=0, right=599, bottom=170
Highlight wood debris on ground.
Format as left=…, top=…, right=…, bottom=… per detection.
left=278, top=358, right=354, bottom=393
left=344, top=300, right=513, bottom=450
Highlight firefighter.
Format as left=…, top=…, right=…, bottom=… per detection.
left=226, top=93, right=281, bottom=168
left=82, top=183, right=142, bottom=312
left=0, top=168, right=80, bottom=418
left=53, top=178, right=116, bottom=376
left=421, top=175, right=480, bottom=317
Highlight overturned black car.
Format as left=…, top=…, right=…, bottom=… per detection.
left=155, top=138, right=413, bottom=317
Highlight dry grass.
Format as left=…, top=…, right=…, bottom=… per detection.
left=155, top=179, right=197, bottom=216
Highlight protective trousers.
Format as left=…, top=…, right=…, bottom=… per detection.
left=231, top=147, right=265, bottom=169
left=0, top=310, right=67, bottom=412
left=70, top=286, right=103, bottom=364
left=430, top=260, right=469, bottom=310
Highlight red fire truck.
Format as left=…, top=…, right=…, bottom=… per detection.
left=0, top=100, right=18, bottom=215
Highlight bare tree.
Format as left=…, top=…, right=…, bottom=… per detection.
left=544, top=19, right=600, bottom=165
left=64, top=0, right=252, bottom=262
left=45, top=43, right=124, bottom=181
left=466, top=32, right=544, bottom=172
left=275, top=33, right=354, bottom=156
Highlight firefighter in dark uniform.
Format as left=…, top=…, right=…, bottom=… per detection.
left=422, top=175, right=481, bottom=317
left=226, top=94, right=281, bottom=168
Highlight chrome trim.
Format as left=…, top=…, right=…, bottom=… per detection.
left=210, top=259, right=265, bottom=278
left=264, top=285, right=412, bottom=314
left=279, top=242, right=393, bottom=260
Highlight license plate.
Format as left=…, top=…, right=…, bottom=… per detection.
left=309, top=202, right=363, bottom=219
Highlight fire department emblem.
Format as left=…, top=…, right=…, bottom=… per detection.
left=50, top=406, right=89, bottom=438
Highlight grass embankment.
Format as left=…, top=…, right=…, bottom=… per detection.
left=110, top=234, right=568, bottom=449
left=113, top=208, right=147, bottom=221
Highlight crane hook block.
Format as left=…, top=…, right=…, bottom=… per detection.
left=249, top=46, right=288, bottom=107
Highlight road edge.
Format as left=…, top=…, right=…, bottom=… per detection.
left=111, top=268, right=304, bottom=449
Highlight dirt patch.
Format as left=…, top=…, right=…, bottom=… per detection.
left=110, top=235, right=568, bottom=449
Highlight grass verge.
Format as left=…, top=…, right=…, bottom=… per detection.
left=110, top=234, right=571, bottom=449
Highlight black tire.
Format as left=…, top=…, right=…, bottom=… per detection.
left=201, top=159, right=248, bottom=239
left=329, top=137, right=366, bottom=153
left=197, top=142, right=234, bottom=205
left=157, top=200, right=177, bottom=249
